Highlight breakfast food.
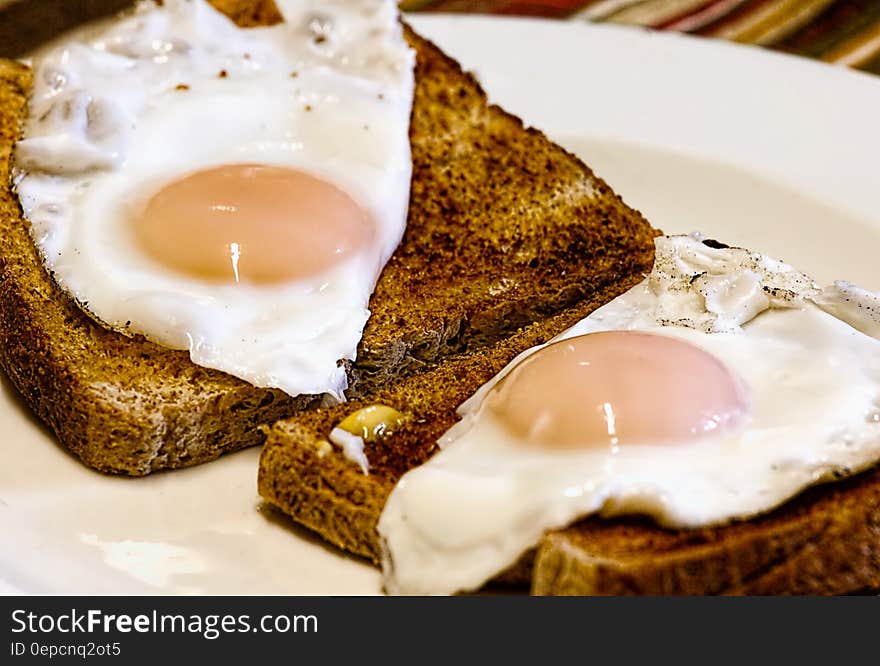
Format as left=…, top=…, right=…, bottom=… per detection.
left=0, top=0, right=657, bottom=474
left=16, top=0, right=415, bottom=400
left=259, top=235, right=880, bottom=595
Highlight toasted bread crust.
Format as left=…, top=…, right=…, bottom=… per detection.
left=0, top=5, right=656, bottom=475
left=352, top=26, right=658, bottom=395
left=532, top=466, right=880, bottom=595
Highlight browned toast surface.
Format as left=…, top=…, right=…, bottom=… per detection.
left=532, top=464, right=880, bottom=595
left=0, top=4, right=656, bottom=475
left=353, top=25, right=657, bottom=394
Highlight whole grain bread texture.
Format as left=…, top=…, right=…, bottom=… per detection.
left=0, top=3, right=657, bottom=475
left=259, top=294, right=880, bottom=596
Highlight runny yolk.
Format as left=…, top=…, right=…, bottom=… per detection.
left=131, top=164, right=374, bottom=284
left=484, top=331, right=749, bottom=450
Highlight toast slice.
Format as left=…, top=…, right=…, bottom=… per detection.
left=258, top=302, right=880, bottom=596
left=0, top=4, right=657, bottom=475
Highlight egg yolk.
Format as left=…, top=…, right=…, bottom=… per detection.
left=484, top=331, right=749, bottom=450
left=132, top=164, right=374, bottom=284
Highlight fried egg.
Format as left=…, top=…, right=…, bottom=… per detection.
left=14, top=0, right=415, bottom=399
left=377, top=234, right=880, bottom=595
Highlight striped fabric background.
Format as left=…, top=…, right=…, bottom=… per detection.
left=402, top=0, right=880, bottom=75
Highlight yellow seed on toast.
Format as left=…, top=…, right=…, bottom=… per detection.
left=337, top=405, right=404, bottom=441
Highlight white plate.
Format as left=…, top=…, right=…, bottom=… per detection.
left=2, top=16, right=879, bottom=595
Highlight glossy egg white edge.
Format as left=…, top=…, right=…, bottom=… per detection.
left=13, top=0, right=415, bottom=400
left=377, top=234, right=880, bottom=595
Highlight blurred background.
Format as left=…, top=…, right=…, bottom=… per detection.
left=402, top=0, right=880, bottom=74
left=1, top=1, right=878, bottom=74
